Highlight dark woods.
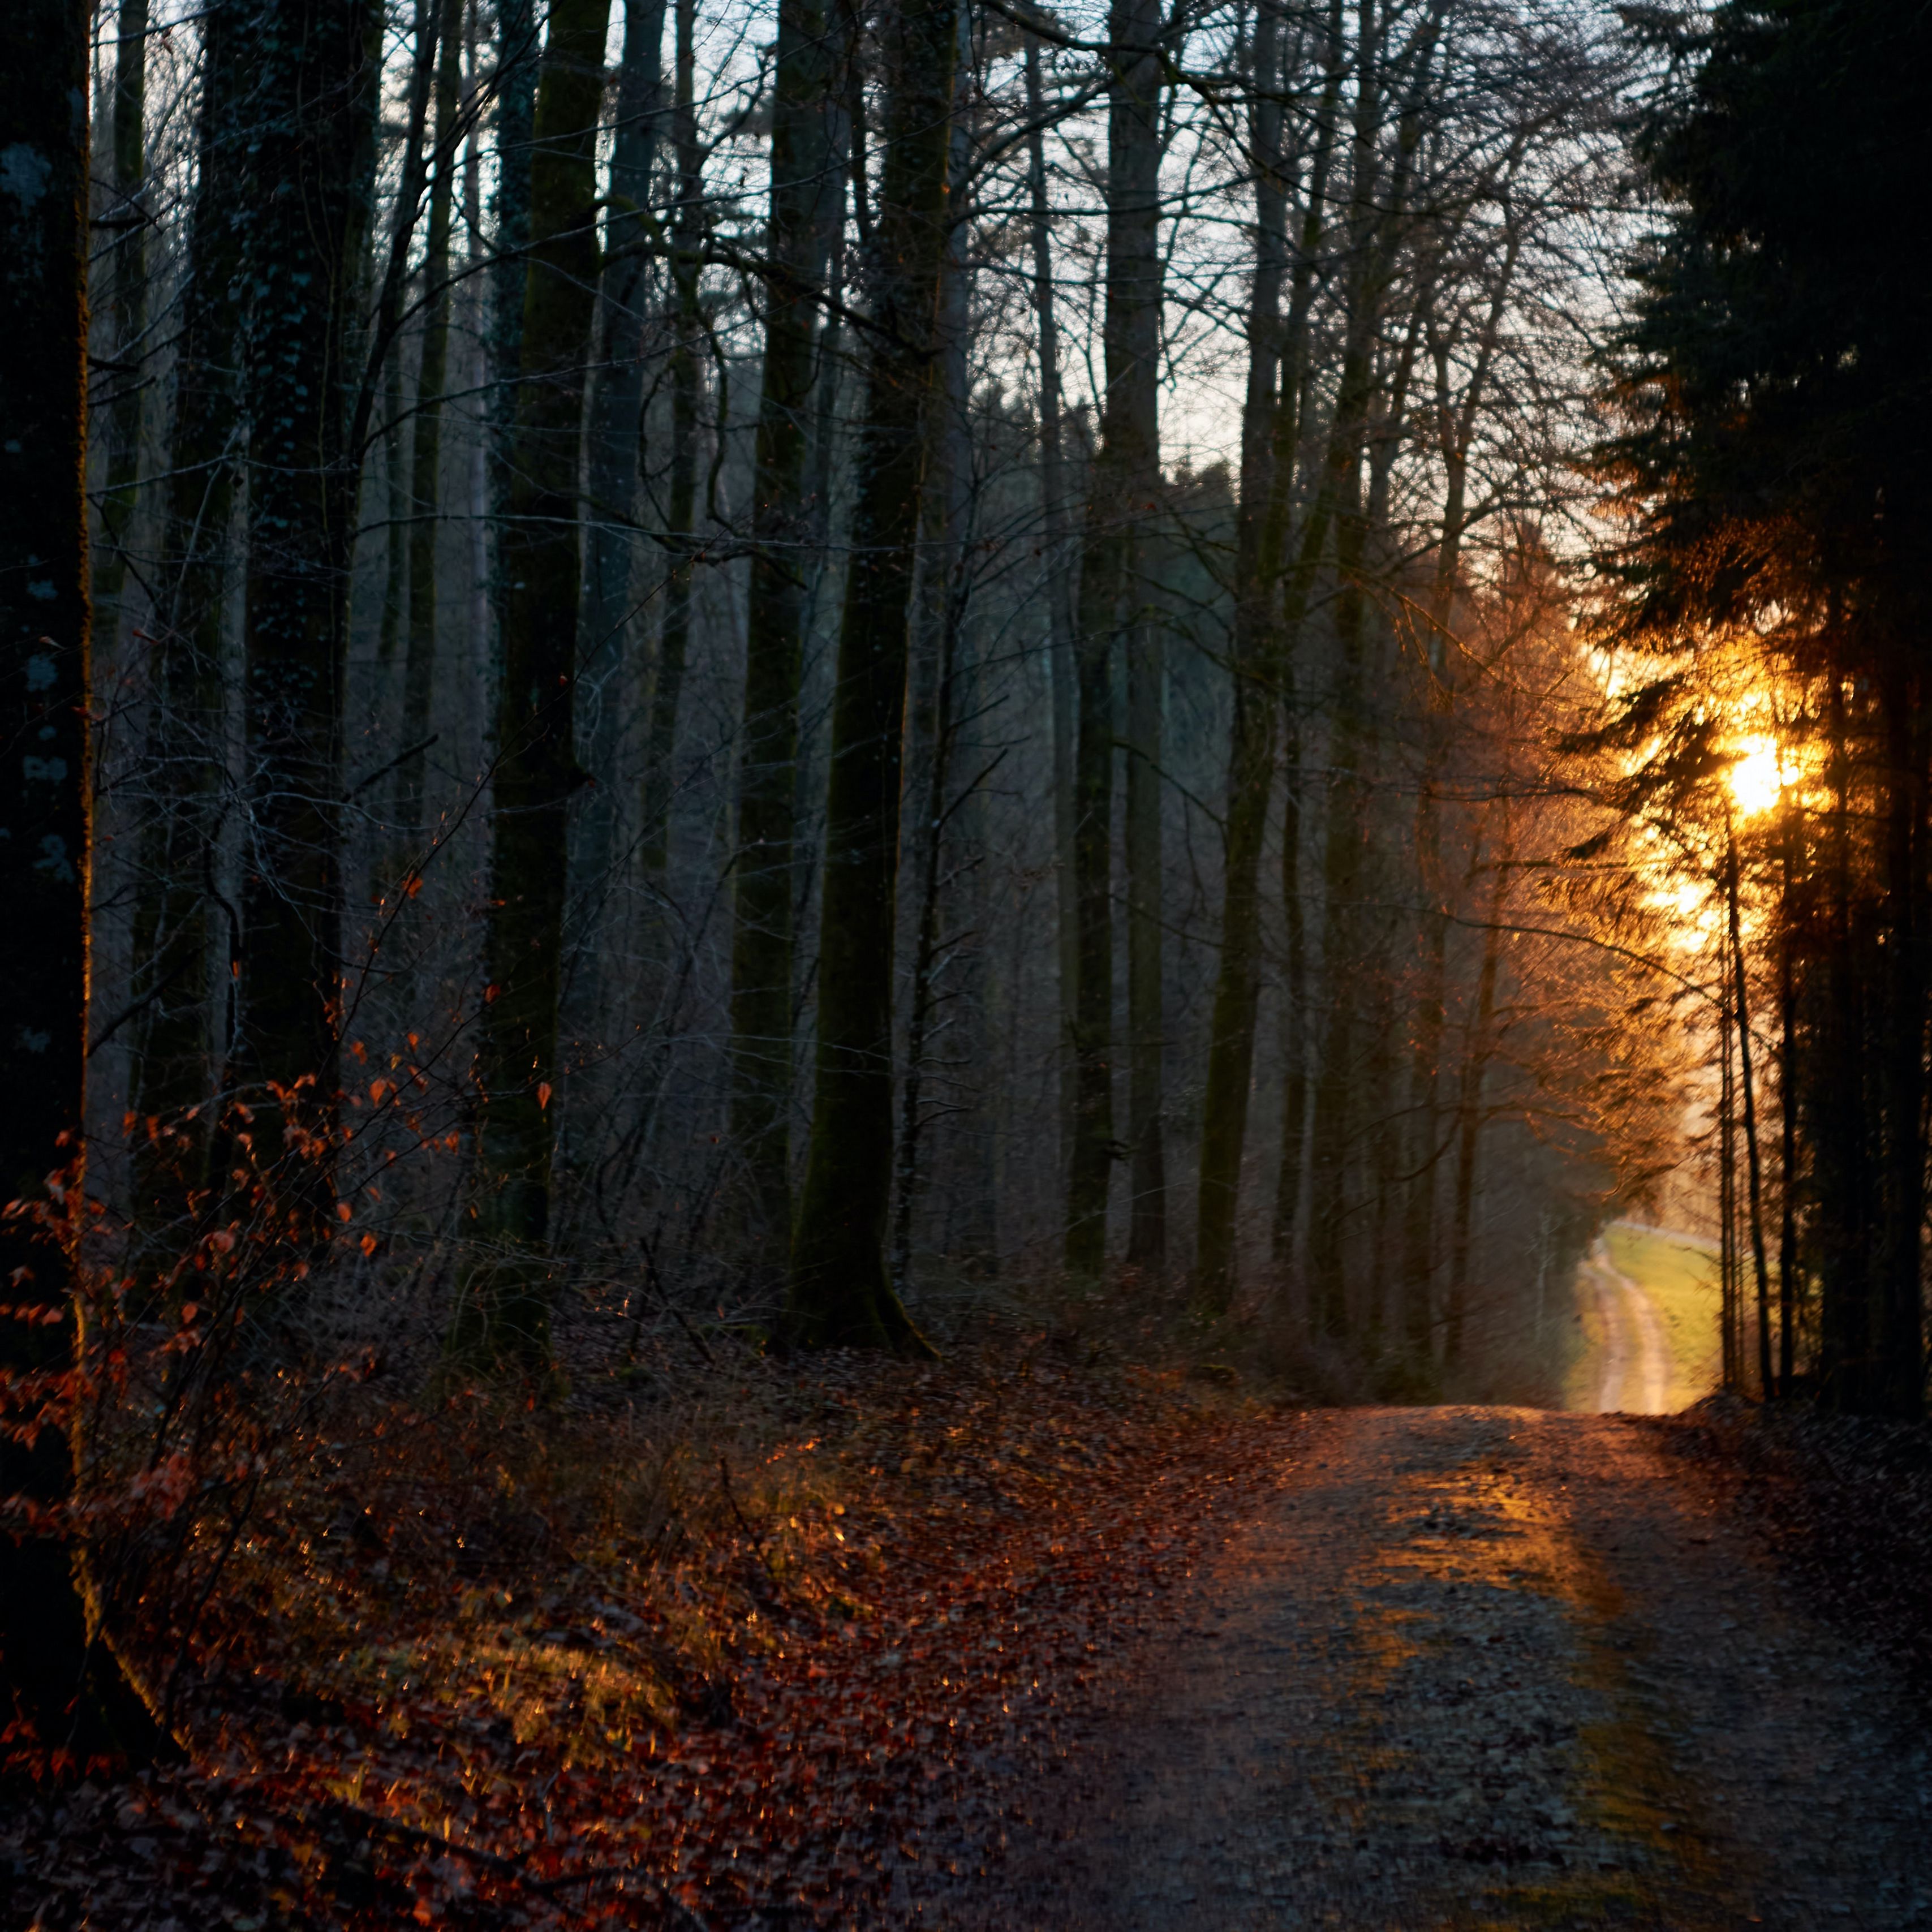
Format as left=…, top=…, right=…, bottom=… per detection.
left=1593, top=0, right=1932, bottom=1418
left=1, top=0, right=1920, bottom=1783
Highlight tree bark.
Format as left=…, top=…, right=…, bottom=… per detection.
left=890, top=13, right=972, bottom=1300
left=1066, top=0, right=1164, bottom=1280
left=489, top=0, right=539, bottom=554
left=467, top=0, right=612, bottom=1368
left=1726, top=831, right=1775, bottom=1399
left=1445, top=812, right=1508, bottom=1368
left=0, top=0, right=161, bottom=1768
left=729, top=0, right=847, bottom=1272
left=640, top=0, right=703, bottom=883
left=397, top=0, right=467, bottom=848
left=1396, top=230, right=1517, bottom=1369
left=1194, top=0, right=1290, bottom=1314
left=575, top=0, right=668, bottom=957
left=1022, top=33, right=1082, bottom=1222
left=1876, top=672, right=1924, bottom=1416
left=232, top=0, right=381, bottom=1170
left=130, top=0, right=251, bottom=1198
left=91, top=0, right=149, bottom=646
left=786, top=0, right=958, bottom=1352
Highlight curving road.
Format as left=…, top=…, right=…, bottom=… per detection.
left=1585, top=1236, right=1673, bottom=1414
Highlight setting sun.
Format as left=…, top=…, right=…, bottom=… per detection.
left=1728, top=735, right=1785, bottom=818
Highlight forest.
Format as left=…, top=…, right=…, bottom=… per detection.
left=2, top=0, right=1929, bottom=1921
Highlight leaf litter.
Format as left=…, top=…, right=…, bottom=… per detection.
left=2, top=1337, right=1300, bottom=1930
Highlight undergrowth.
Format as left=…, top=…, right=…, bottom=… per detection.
left=3, top=1321, right=1300, bottom=1930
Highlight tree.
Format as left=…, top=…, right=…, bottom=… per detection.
left=468, top=0, right=614, bottom=1367
left=638, top=0, right=705, bottom=881
left=230, top=0, right=382, bottom=1174
left=1066, top=0, right=1167, bottom=1280
left=575, top=0, right=668, bottom=943
left=1596, top=0, right=1932, bottom=1415
left=786, top=0, right=959, bottom=1352
left=395, top=0, right=468, bottom=849
left=1193, top=0, right=1300, bottom=1313
left=0, top=0, right=158, bottom=1767
left=129, top=0, right=252, bottom=1203
left=729, top=0, right=848, bottom=1277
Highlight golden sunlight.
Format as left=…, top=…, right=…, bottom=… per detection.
left=1727, top=735, right=1784, bottom=818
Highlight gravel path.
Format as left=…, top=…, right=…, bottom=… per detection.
left=954, top=1408, right=1932, bottom=1930
left=1586, top=1242, right=1672, bottom=1415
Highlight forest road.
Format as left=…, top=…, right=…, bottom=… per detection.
left=949, top=1408, right=1932, bottom=1931
left=1587, top=1242, right=1672, bottom=1415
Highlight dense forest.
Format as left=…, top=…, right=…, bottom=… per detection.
left=2, top=0, right=1930, bottom=1913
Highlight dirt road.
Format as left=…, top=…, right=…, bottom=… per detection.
left=959, top=1408, right=1931, bottom=1930
left=1585, top=1241, right=1672, bottom=1415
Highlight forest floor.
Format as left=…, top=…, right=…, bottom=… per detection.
left=9, top=1340, right=1932, bottom=1930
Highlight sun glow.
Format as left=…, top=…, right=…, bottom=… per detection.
left=1727, top=734, right=1786, bottom=819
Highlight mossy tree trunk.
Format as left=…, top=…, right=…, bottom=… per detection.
left=785, top=0, right=959, bottom=1353
left=0, top=0, right=161, bottom=1769
left=729, top=0, right=847, bottom=1280
left=468, top=0, right=612, bottom=1369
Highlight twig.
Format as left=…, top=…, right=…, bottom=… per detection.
left=717, top=1453, right=765, bottom=1555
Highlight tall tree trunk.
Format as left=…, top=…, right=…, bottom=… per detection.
left=467, top=0, right=613, bottom=1367
left=1778, top=827, right=1798, bottom=1395
left=1267, top=0, right=1346, bottom=1280
left=1194, top=0, right=1289, bottom=1313
left=640, top=0, right=703, bottom=881
left=1814, top=672, right=1871, bottom=1407
left=0, top=0, right=161, bottom=1766
left=1022, top=33, right=1082, bottom=1217
left=130, top=0, right=251, bottom=1199
left=1300, top=0, right=1440, bottom=1341
left=1877, top=670, right=1925, bottom=1416
left=1727, top=831, right=1775, bottom=1399
left=1396, top=229, right=1517, bottom=1367
left=1124, top=573, right=1165, bottom=1268
left=1302, top=334, right=1378, bottom=1341
left=890, top=21, right=972, bottom=1300
left=231, top=0, right=380, bottom=1177
left=92, top=0, right=149, bottom=644
left=489, top=0, right=539, bottom=562
left=1066, top=0, right=1164, bottom=1280
left=1731, top=923, right=1746, bottom=1391
left=1445, top=813, right=1508, bottom=1368
left=397, top=0, right=467, bottom=848
left=786, top=0, right=958, bottom=1352
left=1273, top=686, right=1309, bottom=1268
left=729, top=0, right=847, bottom=1272
left=575, top=0, right=668, bottom=954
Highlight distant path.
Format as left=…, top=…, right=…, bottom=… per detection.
left=1589, top=1236, right=1672, bottom=1414
left=1613, top=1216, right=1720, bottom=1257
left=950, top=1409, right=1932, bottom=1930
